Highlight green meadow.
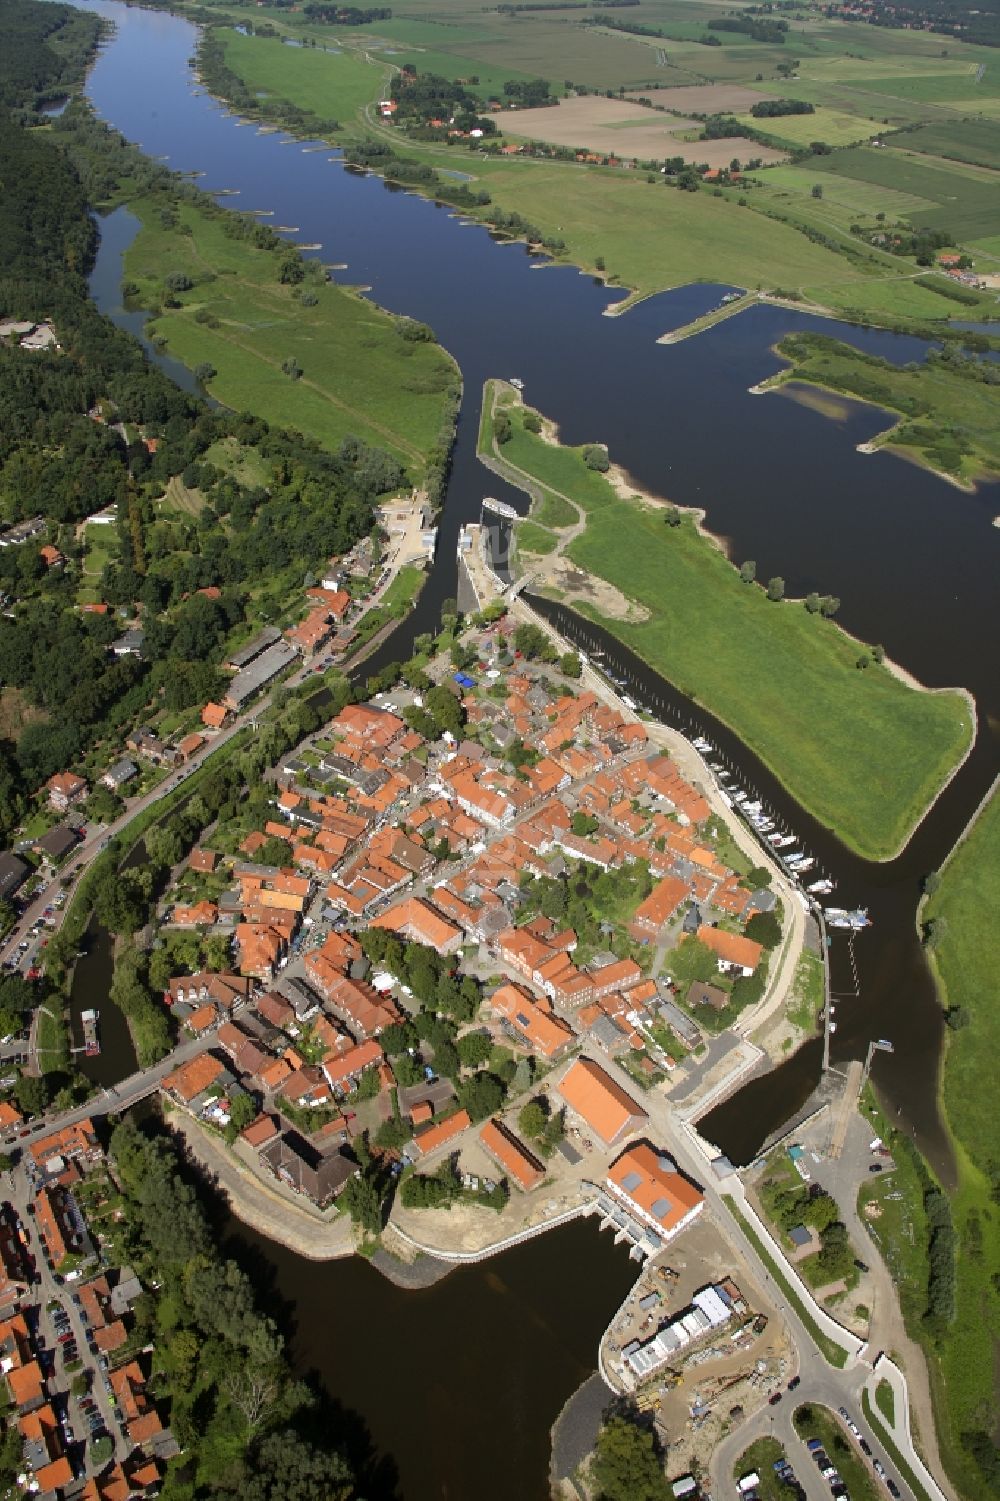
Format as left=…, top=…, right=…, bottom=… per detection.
left=479, top=384, right=973, bottom=861
left=125, top=193, right=458, bottom=471
left=222, top=31, right=385, bottom=124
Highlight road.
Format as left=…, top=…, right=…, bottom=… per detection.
left=5, top=1031, right=217, bottom=1154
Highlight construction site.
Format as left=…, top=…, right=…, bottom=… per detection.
left=598, top=1214, right=793, bottom=1477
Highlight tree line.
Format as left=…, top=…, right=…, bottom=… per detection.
left=109, top=1120, right=366, bottom=1499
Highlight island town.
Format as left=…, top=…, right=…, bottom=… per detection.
left=0, top=588, right=940, bottom=1501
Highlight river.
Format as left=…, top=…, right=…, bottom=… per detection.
left=64, top=0, right=1000, bottom=1487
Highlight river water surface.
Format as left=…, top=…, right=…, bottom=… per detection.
left=68, top=1, right=1000, bottom=1490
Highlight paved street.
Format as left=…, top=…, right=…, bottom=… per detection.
left=4, top=1031, right=216, bottom=1154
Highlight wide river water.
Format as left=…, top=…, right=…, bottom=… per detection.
left=66, top=1, right=999, bottom=1491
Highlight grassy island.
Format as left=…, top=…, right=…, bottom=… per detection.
left=125, top=190, right=459, bottom=474
left=768, top=332, right=1000, bottom=487
left=479, top=380, right=973, bottom=861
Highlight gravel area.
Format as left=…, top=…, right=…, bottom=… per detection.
left=550, top=1371, right=611, bottom=1483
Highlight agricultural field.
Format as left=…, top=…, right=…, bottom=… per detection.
left=480, top=389, right=972, bottom=861
left=502, top=94, right=786, bottom=166
left=465, top=157, right=876, bottom=294
left=809, top=147, right=1000, bottom=241
left=222, top=31, right=385, bottom=124
left=898, top=118, right=1000, bottom=170
left=759, top=163, right=933, bottom=221
left=626, top=83, right=778, bottom=113
left=737, top=105, right=885, bottom=149
left=799, top=274, right=994, bottom=324
left=124, top=193, right=458, bottom=471
left=849, top=70, right=1000, bottom=105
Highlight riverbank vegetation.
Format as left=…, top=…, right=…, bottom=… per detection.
left=478, top=383, right=973, bottom=861
left=770, top=332, right=1000, bottom=486
left=914, top=787, right=1000, bottom=1501
left=108, top=1118, right=367, bottom=1497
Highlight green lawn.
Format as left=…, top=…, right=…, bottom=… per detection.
left=875, top=1378, right=895, bottom=1426
left=480, top=386, right=973, bottom=860
left=774, top=331, right=1000, bottom=485
left=785, top=948, right=825, bottom=1035
left=379, top=563, right=426, bottom=612
left=125, top=192, right=459, bottom=472
left=734, top=1438, right=788, bottom=1501
left=77, top=525, right=118, bottom=604
left=222, top=31, right=386, bottom=125
left=925, top=786, right=1000, bottom=1184
left=515, top=519, right=558, bottom=556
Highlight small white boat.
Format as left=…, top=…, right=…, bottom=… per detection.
left=622, top=695, right=637, bottom=711
left=807, top=878, right=834, bottom=895
left=790, top=857, right=815, bottom=874
left=825, top=906, right=871, bottom=931
left=509, top=377, right=524, bottom=390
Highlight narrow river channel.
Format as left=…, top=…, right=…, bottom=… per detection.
left=64, top=1, right=1000, bottom=1489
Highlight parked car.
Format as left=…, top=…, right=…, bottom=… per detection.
left=859, top=1440, right=872, bottom=1457
left=886, top=1482, right=900, bottom=1498
left=787, top=1376, right=801, bottom=1391
left=868, top=1164, right=883, bottom=1174
left=873, top=1461, right=886, bottom=1479
left=806, top=1440, right=823, bottom=1454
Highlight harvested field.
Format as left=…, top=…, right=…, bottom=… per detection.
left=625, top=83, right=778, bottom=113
left=503, top=94, right=786, bottom=165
